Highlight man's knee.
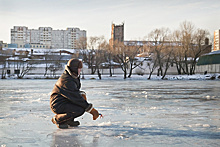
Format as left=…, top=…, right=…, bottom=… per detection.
left=75, top=107, right=85, bottom=117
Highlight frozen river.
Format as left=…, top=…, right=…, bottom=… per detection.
left=0, top=79, right=220, bottom=147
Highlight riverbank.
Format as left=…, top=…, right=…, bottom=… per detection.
left=2, top=73, right=220, bottom=80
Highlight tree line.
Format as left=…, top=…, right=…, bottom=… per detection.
left=77, top=21, right=211, bottom=79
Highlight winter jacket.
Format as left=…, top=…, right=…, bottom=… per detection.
left=50, top=65, right=93, bottom=112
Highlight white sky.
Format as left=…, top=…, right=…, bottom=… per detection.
left=0, top=0, right=220, bottom=43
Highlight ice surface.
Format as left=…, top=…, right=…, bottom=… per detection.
left=0, top=79, right=220, bottom=147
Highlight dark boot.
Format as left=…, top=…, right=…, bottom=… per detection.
left=51, top=117, right=68, bottom=129
left=66, top=120, right=80, bottom=127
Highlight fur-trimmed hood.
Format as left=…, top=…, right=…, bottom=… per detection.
left=65, top=65, right=79, bottom=79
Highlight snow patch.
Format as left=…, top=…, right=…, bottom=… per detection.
left=98, top=121, right=112, bottom=126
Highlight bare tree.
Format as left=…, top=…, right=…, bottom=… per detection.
left=94, top=50, right=106, bottom=79
left=14, top=59, right=35, bottom=79
left=43, top=50, right=65, bottom=78
left=76, top=37, right=87, bottom=78
left=85, top=36, right=109, bottom=78
left=179, top=21, right=195, bottom=75
left=76, top=37, right=87, bottom=50
left=111, top=40, right=130, bottom=79
left=17, top=61, right=34, bottom=79
left=173, top=21, right=210, bottom=75
left=50, top=54, right=64, bottom=78
left=76, top=36, right=87, bottom=61
left=0, top=56, right=7, bottom=79
left=189, top=29, right=210, bottom=74
left=127, top=45, right=143, bottom=78
left=0, top=49, right=13, bottom=79
left=44, top=50, right=51, bottom=76
left=145, top=21, right=210, bottom=78
left=95, top=36, right=107, bottom=79
left=102, top=41, right=114, bottom=77
left=147, top=56, right=158, bottom=80
left=86, top=36, right=100, bottom=74
left=48, top=63, right=62, bottom=78
left=172, top=30, right=185, bottom=74
left=161, top=43, right=174, bottom=79
left=147, top=27, right=171, bottom=78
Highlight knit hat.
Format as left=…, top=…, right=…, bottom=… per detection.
left=67, top=58, right=83, bottom=75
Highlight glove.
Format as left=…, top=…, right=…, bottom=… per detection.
left=90, top=108, right=99, bottom=120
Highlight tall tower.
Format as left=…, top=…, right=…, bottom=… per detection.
left=213, top=29, right=220, bottom=51
left=109, top=22, right=124, bottom=48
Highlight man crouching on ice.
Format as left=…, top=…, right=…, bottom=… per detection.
left=50, top=58, right=99, bottom=129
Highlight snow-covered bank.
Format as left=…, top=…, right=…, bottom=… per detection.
left=82, top=74, right=220, bottom=80
left=3, top=73, right=220, bottom=80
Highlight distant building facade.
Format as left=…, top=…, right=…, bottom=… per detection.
left=213, top=29, right=220, bottom=51
left=11, top=26, right=86, bottom=49
left=0, top=41, right=8, bottom=49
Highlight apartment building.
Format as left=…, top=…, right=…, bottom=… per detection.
left=11, top=26, right=29, bottom=48
left=213, top=29, right=220, bottom=51
left=11, top=26, right=86, bottom=49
